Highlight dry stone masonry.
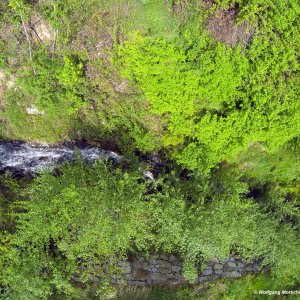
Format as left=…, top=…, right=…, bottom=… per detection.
left=114, top=254, right=263, bottom=286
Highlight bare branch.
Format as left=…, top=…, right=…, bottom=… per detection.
left=20, top=14, right=32, bottom=61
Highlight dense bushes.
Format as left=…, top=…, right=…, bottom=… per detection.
left=0, top=161, right=298, bottom=298
left=114, top=0, right=300, bottom=171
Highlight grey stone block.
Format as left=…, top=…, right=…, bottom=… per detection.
left=202, top=269, right=213, bottom=276
left=209, top=274, right=220, bottom=281
left=138, top=257, right=145, bottom=263
left=174, top=273, right=185, bottom=281
left=73, top=276, right=82, bottom=283
left=214, top=263, right=223, bottom=270
left=226, top=262, right=237, bottom=268
left=198, top=276, right=208, bottom=283
left=160, top=267, right=171, bottom=273
left=149, top=258, right=157, bottom=265
left=158, top=260, right=171, bottom=269
left=146, top=278, right=153, bottom=284
left=169, top=254, right=177, bottom=262
left=159, top=254, right=169, bottom=260
left=166, top=273, right=175, bottom=279
left=151, top=273, right=167, bottom=281
left=128, top=280, right=146, bottom=286
left=119, top=261, right=131, bottom=273
left=226, top=271, right=242, bottom=278
left=150, top=266, right=158, bottom=273
left=132, top=261, right=141, bottom=270
left=172, top=265, right=181, bottom=272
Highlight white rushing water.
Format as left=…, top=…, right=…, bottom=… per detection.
left=0, top=141, right=122, bottom=176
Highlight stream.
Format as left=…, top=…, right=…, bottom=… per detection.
left=0, top=140, right=123, bottom=177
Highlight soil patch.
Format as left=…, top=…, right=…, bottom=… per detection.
left=206, top=6, right=254, bottom=47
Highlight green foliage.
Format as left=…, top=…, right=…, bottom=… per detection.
left=0, top=50, right=88, bottom=142
left=8, top=0, right=30, bottom=17
left=194, top=273, right=299, bottom=300
left=2, top=161, right=148, bottom=298
left=116, top=33, right=248, bottom=151
left=1, top=160, right=299, bottom=296
left=17, top=51, right=85, bottom=114
left=115, top=0, right=300, bottom=172
left=0, top=0, right=300, bottom=298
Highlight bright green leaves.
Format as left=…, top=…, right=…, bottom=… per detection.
left=8, top=0, right=30, bottom=17
left=57, top=56, right=83, bottom=88
left=115, top=0, right=300, bottom=173
left=191, top=42, right=249, bottom=110
left=117, top=36, right=191, bottom=115
left=116, top=34, right=248, bottom=154
left=116, top=35, right=196, bottom=145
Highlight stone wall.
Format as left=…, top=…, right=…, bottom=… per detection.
left=113, top=254, right=263, bottom=286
